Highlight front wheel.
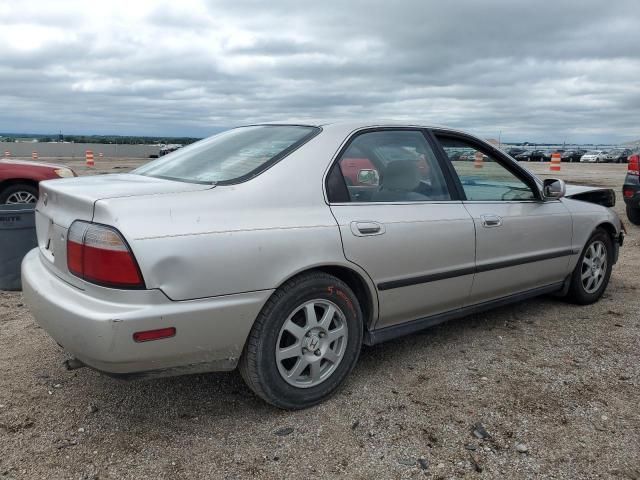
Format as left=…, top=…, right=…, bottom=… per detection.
left=627, top=205, right=640, bottom=225
left=565, top=229, right=613, bottom=305
left=239, top=272, right=363, bottom=409
left=0, top=183, right=38, bottom=204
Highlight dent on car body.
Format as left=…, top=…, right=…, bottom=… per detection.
left=565, top=185, right=616, bottom=208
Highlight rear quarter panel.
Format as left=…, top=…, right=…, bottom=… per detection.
left=100, top=194, right=348, bottom=300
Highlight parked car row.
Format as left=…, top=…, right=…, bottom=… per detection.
left=605, top=148, right=634, bottom=163
left=520, top=150, right=556, bottom=162
left=507, top=147, right=635, bottom=163
left=580, top=149, right=634, bottom=163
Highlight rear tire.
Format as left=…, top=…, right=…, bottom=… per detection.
left=627, top=205, right=640, bottom=226
left=565, top=229, right=613, bottom=305
left=0, top=183, right=38, bottom=204
left=239, top=272, right=363, bottom=409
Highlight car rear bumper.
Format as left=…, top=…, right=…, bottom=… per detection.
left=21, top=248, right=271, bottom=377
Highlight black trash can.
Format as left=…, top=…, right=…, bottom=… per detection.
left=0, top=204, right=38, bottom=291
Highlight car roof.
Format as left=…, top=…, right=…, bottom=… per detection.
left=252, top=119, right=456, bottom=129
left=249, top=120, right=471, bottom=137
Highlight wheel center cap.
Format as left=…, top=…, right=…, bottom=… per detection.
left=304, top=334, right=320, bottom=351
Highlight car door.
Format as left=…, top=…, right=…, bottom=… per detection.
left=326, top=128, right=476, bottom=329
left=432, top=131, right=574, bottom=305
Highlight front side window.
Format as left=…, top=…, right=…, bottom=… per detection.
left=436, top=136, right=536, bottom=201
left=329, top=130, right=451, bottom=203
left=134, top=125, right=319, bottom=184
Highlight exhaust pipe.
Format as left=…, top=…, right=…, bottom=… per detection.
left=64, top=357, right=86, bottom=371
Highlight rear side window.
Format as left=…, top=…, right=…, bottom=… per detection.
left=328, top=130, right=452, bottom=203
left=134, top=125, right=319, bottom=184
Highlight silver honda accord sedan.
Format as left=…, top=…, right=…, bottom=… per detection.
left=22, top=121, right=624, bottom=409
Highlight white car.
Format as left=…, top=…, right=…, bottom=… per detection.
left=580, top=151, right=607, bottom=163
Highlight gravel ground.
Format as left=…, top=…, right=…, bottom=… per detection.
left=1, top=159, right=639, bottom=479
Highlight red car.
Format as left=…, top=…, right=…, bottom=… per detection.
left=0, top=159, right=76, bottom=204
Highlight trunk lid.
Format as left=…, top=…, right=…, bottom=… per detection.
left=35, top=174, right=213, bottom=287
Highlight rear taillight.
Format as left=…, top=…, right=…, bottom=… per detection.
left=623, top=187, right=635, bottom=199
left=629, top=155, right=639, bottom=176
left=67, top=221, right=145, bottom=289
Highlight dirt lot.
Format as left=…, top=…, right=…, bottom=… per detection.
left=1, top=159, right=639, bottom=479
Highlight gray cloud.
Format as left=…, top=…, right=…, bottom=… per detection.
left=0, top=0, right=638, bottom=142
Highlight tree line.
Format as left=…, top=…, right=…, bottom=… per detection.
left=0, top=134, right=201, bottom=145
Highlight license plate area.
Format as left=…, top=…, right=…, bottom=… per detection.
left=35, top=210, right=67, bottom=266
left=45, top=220, right=56, bottom=257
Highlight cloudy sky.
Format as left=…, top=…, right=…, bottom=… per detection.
left=1, top=0, right=639, bottom=143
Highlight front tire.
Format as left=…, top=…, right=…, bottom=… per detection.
left=565, top=229, right=613, bottom=305
left=627, top=205, right=640, bottom=226
left=239, top=272, right=363, bottom=409
left=0, top=183, right=38, bottom=204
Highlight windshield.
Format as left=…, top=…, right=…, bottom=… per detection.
left=134, top=125, right=319, bottom=184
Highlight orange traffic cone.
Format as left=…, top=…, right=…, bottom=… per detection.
left=474, top=151, right=483, bottom=168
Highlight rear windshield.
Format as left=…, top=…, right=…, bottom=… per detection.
left=134, top=125, right=320, bottom=184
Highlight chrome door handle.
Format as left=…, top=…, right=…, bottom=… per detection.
left=350, top=221, right=385, bottom=236
left=481, top=214, right=503, bottom=227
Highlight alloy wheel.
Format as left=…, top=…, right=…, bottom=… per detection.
left=275, top=299, right=348, bottom=388
left=581, top=240, right=607, bottom=294
left=5, top=191, right=37, bottom=204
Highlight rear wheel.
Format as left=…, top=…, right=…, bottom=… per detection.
left=239, top=272, right=363, bottom=409
left=627, top=205, right=640, bottom=226
left=565, top=229, right=613, bottom=304
left=0, top=183, right=38, bottom=204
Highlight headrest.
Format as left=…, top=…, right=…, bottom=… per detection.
left=382, top=161, right=420, bottom=191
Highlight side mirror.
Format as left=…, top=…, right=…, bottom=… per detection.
left=543, top=178, right=566, bottom=199
left=357, top=169, right=380, bottom=186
